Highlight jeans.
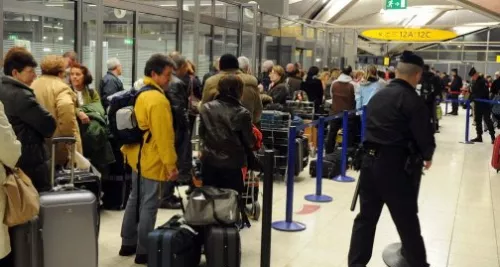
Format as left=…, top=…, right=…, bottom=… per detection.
left=120, top=172, right=160, bottom=255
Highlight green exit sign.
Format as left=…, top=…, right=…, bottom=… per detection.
left=8, top=34, right=18, bottom=40
left=386, top=0, right=407, bottom=10
left=123, top=38, right=133, bottom=45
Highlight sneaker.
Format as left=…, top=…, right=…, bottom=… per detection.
left=160, top=199, right=182, bottom=210
left=118, top=245, right=136, bottom=256
left=470, top=137, right=483, bottom=143
left=134, top=254, right=148, bottom=265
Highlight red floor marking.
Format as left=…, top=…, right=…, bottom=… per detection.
left=295, top=204, right=320, bottom=215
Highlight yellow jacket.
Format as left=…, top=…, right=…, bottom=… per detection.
left=121, top=77, right=177, bottom=181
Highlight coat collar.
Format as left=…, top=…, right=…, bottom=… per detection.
left=215, top=94, right=242, bottom=106
left=1, top=75, right=34, bottom=92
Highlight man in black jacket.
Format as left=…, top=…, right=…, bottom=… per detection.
left=100, top=57, right=124, bottom=110
left=348, top=51, right=435, bottom=267
left=0, top=47, right=57, bottom=192
left=448, top=68, right=463, bottom=115
left=491, top=71, right=500, bottom=97
left=419, top=65, right=442, bottom=133
left=469, top=67, right=495, bottom=143
left=160, top=52, right=192, bottom=209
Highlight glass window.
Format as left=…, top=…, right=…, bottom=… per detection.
left=213, top=26, right=225, bottom=59
left=241, top=31, right=253, bottom=58
left=183, top=1, right=213, bottom=15
left=3, top=1, right=75, bottom=74
left=316, top=30, right=325, bottom=67
left=135, top=0, right=178, bottom=10
left=137, top=14, right=177, bottom=81
left=226, top=4, right=240, bottom=22
left=438, top=44, right=461, bottom=61
left=242, top=7, right=255, bottom=26
left=214, top=1, right=226, bottom=19
left=198, top=24, right=213, bottom=76
left=226, top=28, right=238, bottom=56
left=82, top=3, right=98, bottom=89
left=102, top=7, right=134, bottom=89
left=261, top=15, right=279, bottom=64
left=182, top=20, right=194, bottom=61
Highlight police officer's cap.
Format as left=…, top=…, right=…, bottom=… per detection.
left=399, top=51, right=424, bottom=68
left=468, top=67, right=477, bottom=77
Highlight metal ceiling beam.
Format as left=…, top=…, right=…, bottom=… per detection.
left=446, top=0, right=500, bottom=21
left=327, top=0, right=359, bottom=23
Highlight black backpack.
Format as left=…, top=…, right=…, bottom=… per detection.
left=107, top=86, right=155, bottom=144
left=420, top=80, right=434, bottom=104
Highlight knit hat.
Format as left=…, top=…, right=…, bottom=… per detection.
left=399, top=51, right=424, bottom=68
left=219, top=54, right=239, bottom=71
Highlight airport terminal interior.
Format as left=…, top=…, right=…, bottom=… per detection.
left=2, top=0, right=500, bottom=266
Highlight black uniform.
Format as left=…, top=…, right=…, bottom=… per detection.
left=449, top=74, right=463, bottom=114
left=348, top=79, right=435, bottom=267
left=470, top=76, right=495, bottom=141
left=419, top=71, right=442, bottom=132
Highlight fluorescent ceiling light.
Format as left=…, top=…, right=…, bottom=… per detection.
left=43, top=25, right=63, bottom=30
left=453, top=26, right=483, bottom=35
left=45, top=4, right=64, bottom=7
left=43, top=48, right=52, bottom=52
left=464, top=22, right=500, bottom=26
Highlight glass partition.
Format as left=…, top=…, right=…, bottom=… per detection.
left=198, top=24, right=213, bottom=76
left=213, top=26, right=225, bottom=58
left=3, top=1, right=75, bottom=74
left=226, top=28, right=238, bottom=56
left=102, top=7, right=134, bottom=88
left=137, top=14, right=177, bottom=81
left=82, top=3, right=98, bottom=89
left=261, top=14, right=280, bottom=64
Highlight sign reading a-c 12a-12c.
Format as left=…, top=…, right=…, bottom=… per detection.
left=361, top=28, right=458, bottom=42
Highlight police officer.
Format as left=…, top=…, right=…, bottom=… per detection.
left=348, top=51, right=435, bottom=267
left=419, top=65, right=442, bottom=133
left=469, top=67, right=495, bottom=143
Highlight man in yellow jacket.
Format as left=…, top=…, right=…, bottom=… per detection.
left=119, top=54, right=178, bottom=265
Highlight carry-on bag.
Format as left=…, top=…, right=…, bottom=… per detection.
left=204, top=226, right=241, bottom=267
left=148, top=214, right=202, bottom=267
left=309, top=159, right=337, bottom=178
left=40, top=137, right=99, bottom=267
left=492, top=135, right=500, bottom=172
left=54, top=166, right=101, bottom=203
left=9, top=217, right=42, bottom=267
left=184, top=186, right=240, bottom=226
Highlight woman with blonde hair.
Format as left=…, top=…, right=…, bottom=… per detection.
left=31, top=55, right=83, bottom=166
left=356, top=65, right=384, bottom=109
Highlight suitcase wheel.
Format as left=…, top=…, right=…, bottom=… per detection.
left=250, top=202, right=261, bottom=221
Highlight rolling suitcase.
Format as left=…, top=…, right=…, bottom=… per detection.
left=40, top=137, right=99, bottom=267
left=309, top=159, right=336, bottom=178
left=294, top=137, right=304, bottom=175
left=9, top=217, right=42, bottom=267
left=492, top=135, right=500, bottom=172
left=54, top=167, right=101, bottom=203
left=102, top=173, right=131, bottom=210
left=148, top=215, right=202, bottom=267
left=204, top=226, right=241, bottom=267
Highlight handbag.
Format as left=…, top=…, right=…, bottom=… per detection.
left=188, top=76, right=200, bottom=115
left=184, top=186, right=240, bottom=226
left=3, top=166, right=40, bottom=227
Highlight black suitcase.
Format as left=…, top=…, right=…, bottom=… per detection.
left=204, top=226, right=241, bottom=267
left=9, top=217, right=42, bottom=267
left=102, top=173, right=131, bottom=210
left=309, top=150, right=342, bottom=178
left=148, top=215, right=202, bottom=267
left=55, top=168, right=101, bottom=203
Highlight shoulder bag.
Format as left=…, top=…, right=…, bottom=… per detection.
left=3, top=166, right=40, bottom=227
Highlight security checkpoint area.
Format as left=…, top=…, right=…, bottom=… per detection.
left=2, top=0, right=500, bottom=266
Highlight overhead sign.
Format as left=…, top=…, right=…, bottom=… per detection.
left=361, top=28, right=458, bottom=42
left=385, top=0, right=407, bottom=10
left=497, top=55, right=500, bottom=63
left=384, top=57, right=390, bottom=66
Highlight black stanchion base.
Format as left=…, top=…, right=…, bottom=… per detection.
left=382, top=243, right=411, bottom=267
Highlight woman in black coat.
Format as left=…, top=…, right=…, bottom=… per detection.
left=267, top=65, right=289, bottom=105
left=302, top=66, right=324, bottom=112
left=0, top=47, right=56, bottom=192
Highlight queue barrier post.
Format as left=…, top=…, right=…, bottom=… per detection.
left=260, top=150, right=274, bottom=267
left=272, top=126, right=306, bottom=232
left=333, top=110, right=356, bottom=183
left=461, top=100, right=473, bottom=144
left=305, top=117, right=333, bottom=203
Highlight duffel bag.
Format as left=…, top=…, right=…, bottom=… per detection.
left=185, top=186, right=240, bottom=226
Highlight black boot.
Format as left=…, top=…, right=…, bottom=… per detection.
left=471, top=137, right=483, bottom=143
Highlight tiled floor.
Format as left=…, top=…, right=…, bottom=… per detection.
left=99, top=105, right=500, bottom=267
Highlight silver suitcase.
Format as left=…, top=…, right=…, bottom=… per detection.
left=39, top=137, right=99, bottom=267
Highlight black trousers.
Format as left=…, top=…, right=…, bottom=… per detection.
left=348, top=147, right=428, bottom=267
left=325, top=116, right=359, bottom=154
left=448, top=94, right=459, bottom=113
left=325, top=118, right=342, bottom=154
left=474, top=104, right=495, bottom=138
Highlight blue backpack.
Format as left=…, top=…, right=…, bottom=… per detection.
left=107, top=86, right=155, bottom=144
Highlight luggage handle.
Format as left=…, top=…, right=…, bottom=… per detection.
left=50, top=137, right=77, bottom=189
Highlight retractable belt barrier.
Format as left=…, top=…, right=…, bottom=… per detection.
left=272, top=106, right=367, bottom=232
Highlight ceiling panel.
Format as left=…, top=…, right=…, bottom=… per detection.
left=464, top=0, right=500, bottom=15
left=429, top=9, right=495, bottom=26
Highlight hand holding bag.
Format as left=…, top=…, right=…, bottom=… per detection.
left=184, top=186, right=240, bottom=226
left=3, top=166, right=40, bottom=227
